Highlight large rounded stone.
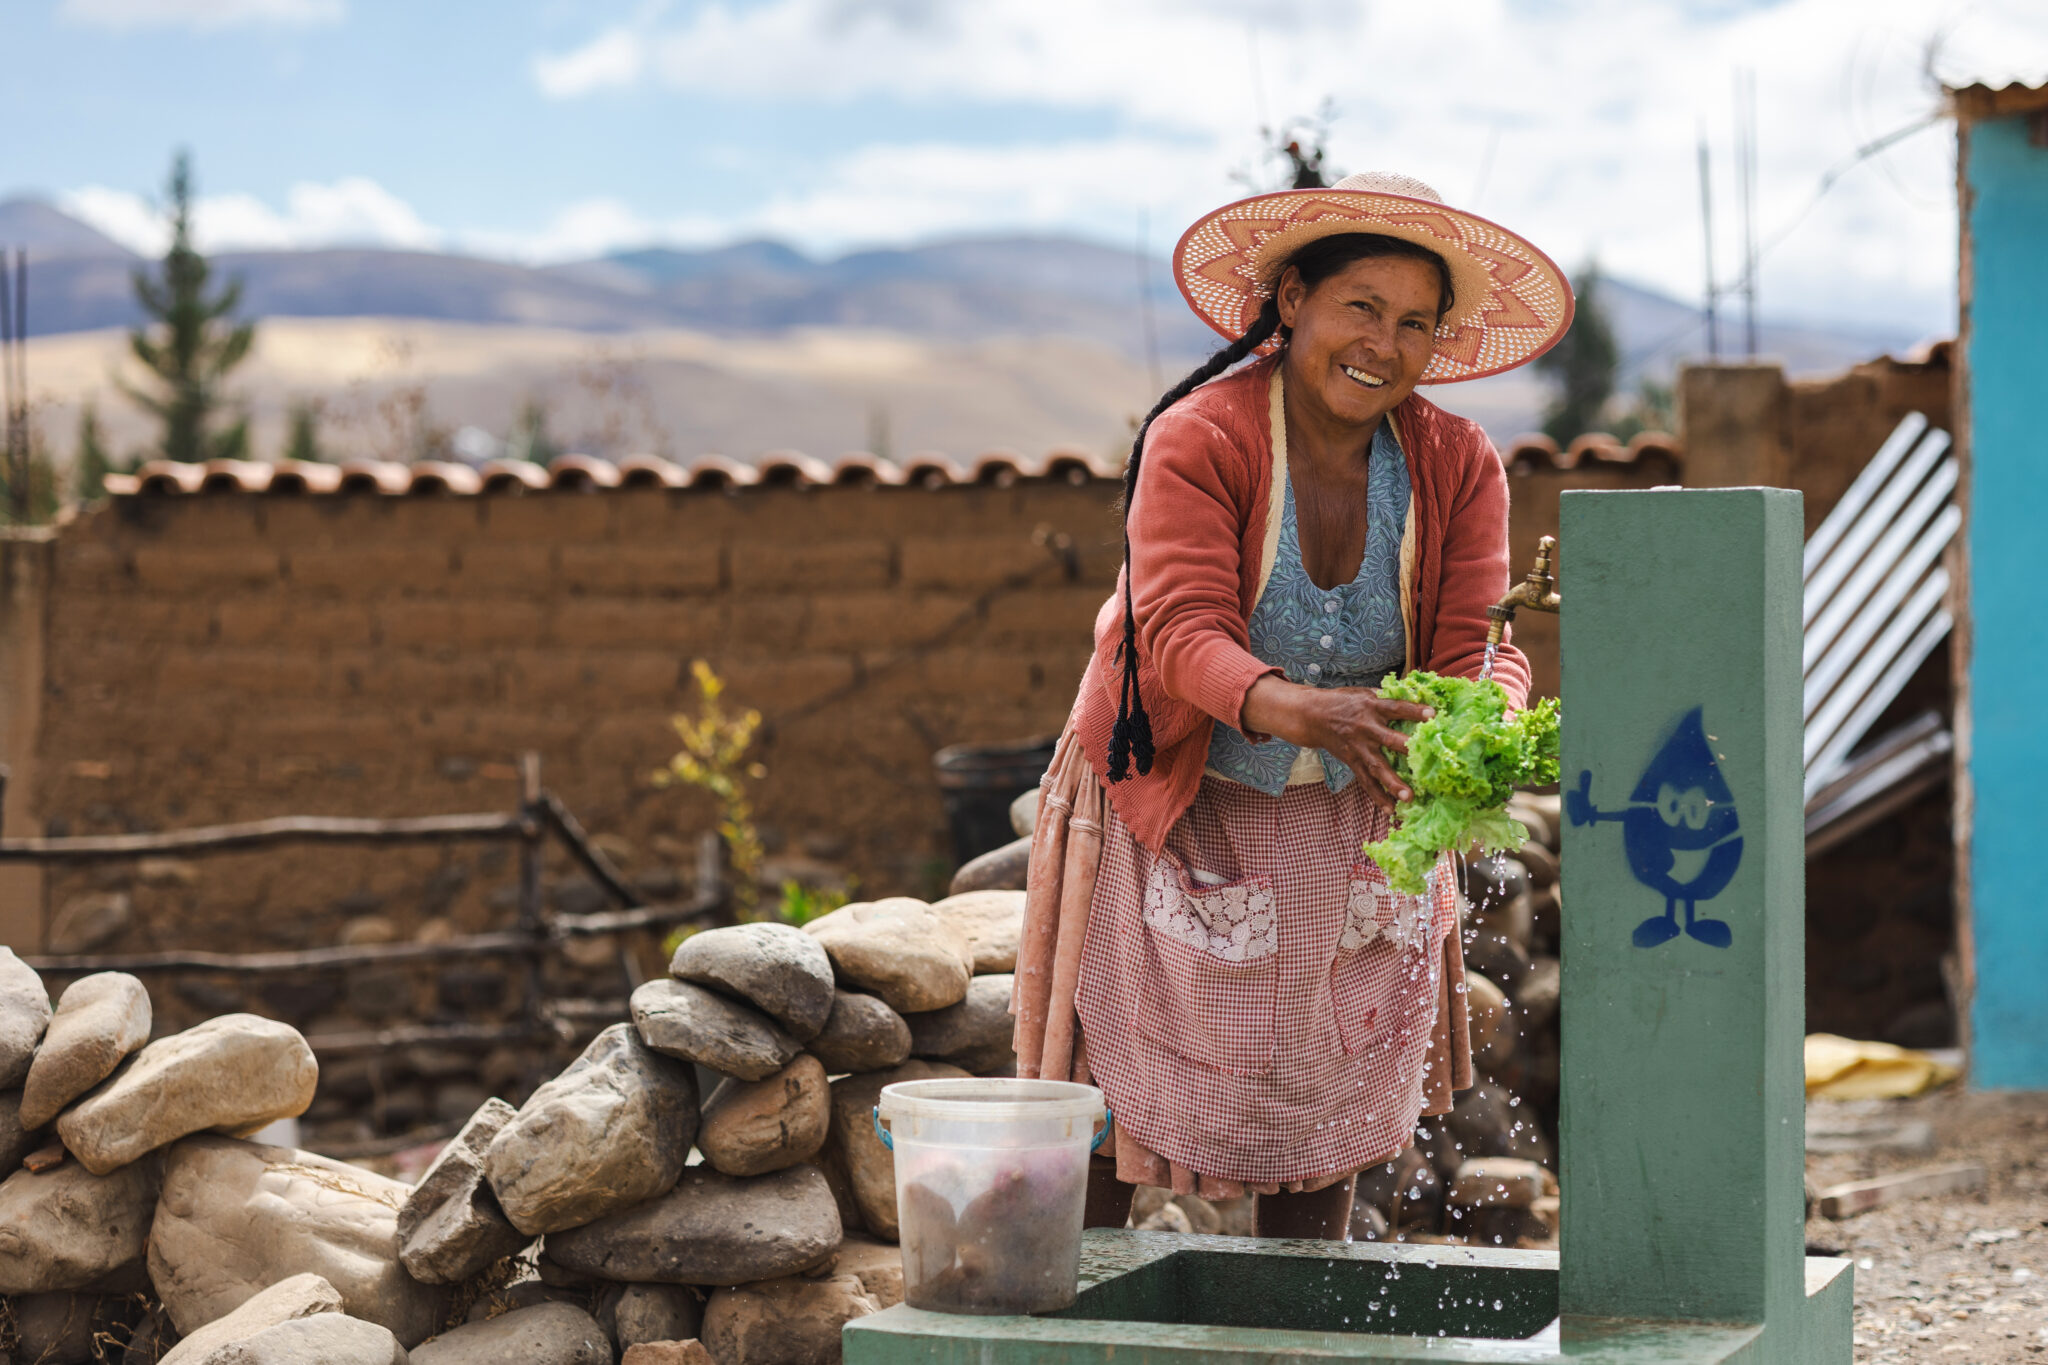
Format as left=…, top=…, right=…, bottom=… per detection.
left=21, top=972, right=152, bottom=1129
left=905, top=974, right=1015, bottom=1074
left=398, top=1098, right=530, bottom=1283
left=0, top=1158, right=158, bottom=1293
left=484, top=1023, right=698, bottom=1237
left=669, top=923, right=834, bottom=1041
left=0, top=946, right=53, bottom=1088
left=1009, top=788, right=1039, bottom=838
left=930, top=891, right=1025, bottom=974
left=57, top=1015, right=318, bottom=1175
left=807, top=992, right=911, bottom=1075
left=804, top=900, right=972, bottom=1014
left=702, top=1273, right=879, bottom=1365
left=698, top=1054, right=829, bottom=1177
left=629, top=978, right=799, bottom=1082
left=1464, top=971, right=1511, bottom=1061
left=823, top=1060, right=970, bottom=1240
left=409, top=1302, right=610, bottom=1365
left=157, top=1273, right=343, bottom=1365
left=202, top=1313, right=409, bottom=1364
left=948, top=836, right=1031, bottom=896
left=544, top=1164, right=842, bottom=1287
left=148, top=1135, right=456, bottom=1347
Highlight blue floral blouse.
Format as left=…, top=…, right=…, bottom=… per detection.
left=1204, top=419, right=1410, bottom=795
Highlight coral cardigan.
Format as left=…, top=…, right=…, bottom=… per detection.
left=1071, top=355, right=1532, bottom=852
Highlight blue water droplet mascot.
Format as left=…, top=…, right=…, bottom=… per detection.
left=1565, top=706, right=1743, bottom=948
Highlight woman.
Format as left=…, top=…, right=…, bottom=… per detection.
left=1011, top=172, right=1572, bottom=1240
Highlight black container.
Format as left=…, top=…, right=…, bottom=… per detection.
left=933, top=735, right=1059, bottom=868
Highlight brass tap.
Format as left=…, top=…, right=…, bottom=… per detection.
left=1486, top=535, right=1560, bottom=649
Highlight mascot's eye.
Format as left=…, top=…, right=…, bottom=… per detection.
left=1657, top=783, right=1684, bottom=826
left=1680, top=789, right=1710, bottom=830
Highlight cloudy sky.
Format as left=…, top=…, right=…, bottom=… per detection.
left=9, top=0, right=2047, bottom=338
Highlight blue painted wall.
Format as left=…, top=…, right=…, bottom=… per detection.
left=1966, top=112, right=2048, bottom=1089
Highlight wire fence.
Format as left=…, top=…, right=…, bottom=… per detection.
left=5, top=751, right=727, bottom=1059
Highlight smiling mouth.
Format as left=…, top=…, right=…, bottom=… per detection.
left=1342, top=364, right=1387, bottom=390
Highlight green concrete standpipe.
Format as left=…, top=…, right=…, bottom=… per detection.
left=1560, top=487, right=1849, bottom=1362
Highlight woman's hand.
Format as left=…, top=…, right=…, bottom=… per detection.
left=1239, top=676, right=1434, bottom=811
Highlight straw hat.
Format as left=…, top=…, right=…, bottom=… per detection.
left=1172, top=171, right=1574, bottom=383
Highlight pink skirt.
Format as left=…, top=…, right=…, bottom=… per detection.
left=1011, top=732, right=1472, bottom=1200
left=1082, top=773, right=1463, bottom=1196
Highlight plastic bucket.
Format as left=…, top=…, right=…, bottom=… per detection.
left=875, top=1077, right=1107, bottom=1315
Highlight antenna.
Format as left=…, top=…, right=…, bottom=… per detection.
left=1697, top=127, right=1719, bottom=362
left=1735, top=69, right=1759, bottom=359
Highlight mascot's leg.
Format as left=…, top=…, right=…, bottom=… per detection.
left=1634, top=898, right=1682, bottom=948
left=1683, top=899, right=1733, bottom=948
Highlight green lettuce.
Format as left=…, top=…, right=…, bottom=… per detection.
left=1359, top=671, right=1560, bottom=894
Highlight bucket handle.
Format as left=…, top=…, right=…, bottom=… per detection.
left=872, top=1105, right=1113, bottom=1153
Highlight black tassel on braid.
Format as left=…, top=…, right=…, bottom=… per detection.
left=1107, top=299, right=1284, bottom=782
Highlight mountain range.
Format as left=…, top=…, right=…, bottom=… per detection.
left=0, top=194, right=1932, bottom=455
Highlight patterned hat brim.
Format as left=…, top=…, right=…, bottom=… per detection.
left=1172, top=188, right=1576, bottom=384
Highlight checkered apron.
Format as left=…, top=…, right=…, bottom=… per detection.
left=1075, top=773, right=1459, bottom=1188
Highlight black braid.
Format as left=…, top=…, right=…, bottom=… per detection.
left=1107, top=298, right=1284, bottom=782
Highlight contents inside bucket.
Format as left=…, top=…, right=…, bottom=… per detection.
left=900, top=1140, right=1090, bottom=1313
left=880, top=1077, right=1105, bottom=1316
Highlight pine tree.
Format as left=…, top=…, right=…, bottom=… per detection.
left=283, top=399, right=325, bottom=463
left=1536, top=262, right=1620, bottom=446
left=122, top=151, right=255, bottom=463
left=73, top=402, right=116, bottom=501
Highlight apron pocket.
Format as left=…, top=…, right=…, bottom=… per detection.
left=1133, top=853, right=1278, bottom=1078
left=1332, top=859, right=1433, bottom=1055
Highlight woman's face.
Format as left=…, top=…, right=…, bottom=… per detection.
left=1275, top=254, right=1442, bottom=428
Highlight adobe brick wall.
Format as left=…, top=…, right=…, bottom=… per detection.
left=20, top=482, right=1122, bottom=968
left=7, top=458, right=1610, bottom=973
left=1682, top=350, right=1953, bottom=536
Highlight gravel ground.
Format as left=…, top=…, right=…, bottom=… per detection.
left=1804, top=1087, right=2048, bottom=1363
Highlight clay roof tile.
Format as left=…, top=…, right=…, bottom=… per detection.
left=545, top=454, right=622, bottom=490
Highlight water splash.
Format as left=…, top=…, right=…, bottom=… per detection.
left=1479, top=640, right=1499, bottom=681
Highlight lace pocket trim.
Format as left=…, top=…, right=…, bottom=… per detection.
left=1142, top=857, right=1278, bottom=964
left=1342, top=860, right=1436, bottom=952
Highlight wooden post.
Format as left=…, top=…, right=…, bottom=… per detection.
left=517, top=751, right=545, bottom=1041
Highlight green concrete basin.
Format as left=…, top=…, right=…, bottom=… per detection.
left=845, top=1230, right=1852, bottom=1363
left=1046, top=1235, right=1557, bottom=1339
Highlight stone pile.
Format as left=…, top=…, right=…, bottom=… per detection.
left=0, top=890, right=1023, bottom=1364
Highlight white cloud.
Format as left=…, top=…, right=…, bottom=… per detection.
left=58, top=0, right=344, bottom=30
left=748, top=137, right=1224, bottom=250
left=60, top=176, right=440, bottom=256
left=524, top=0, right=2048, bottom=333
left=533, top=25, right=645, bottom=99
left=457, top=198, right=725, bottom=263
